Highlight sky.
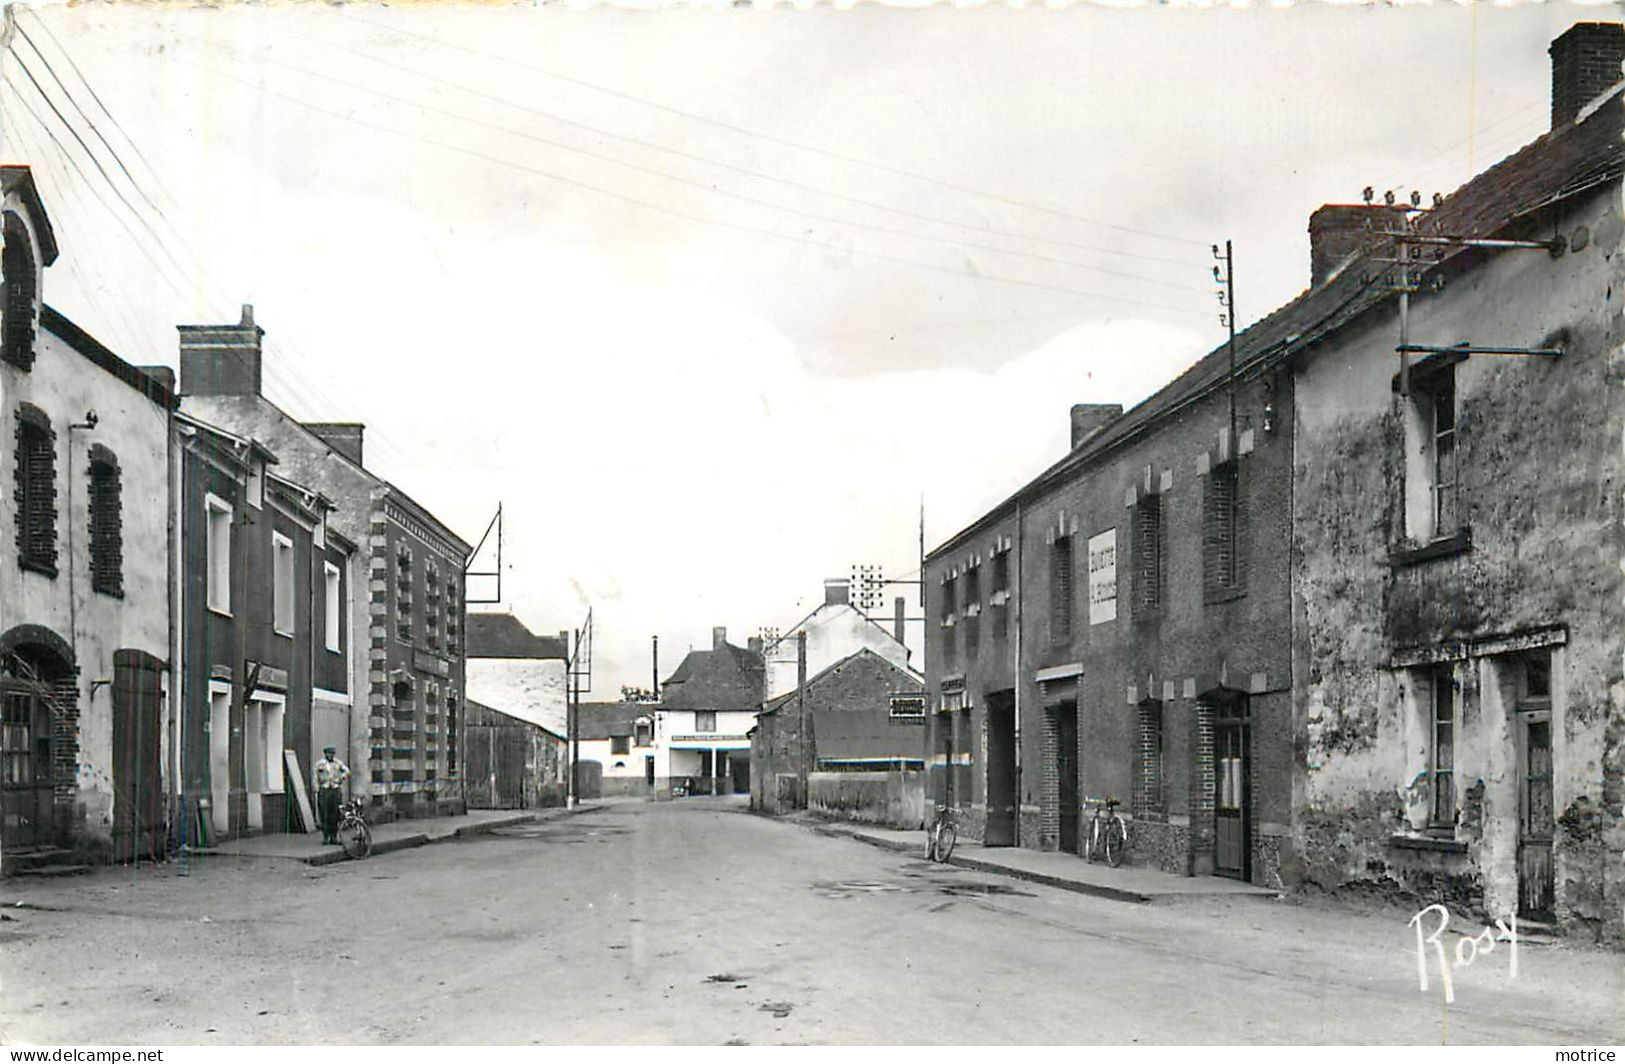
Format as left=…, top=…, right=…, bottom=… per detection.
left=2, top=0, right=1615, bottom=696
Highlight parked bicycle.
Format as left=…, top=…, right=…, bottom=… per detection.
left=1085, top=796, right=1127, bottom=867
left=336, top=796, right=373, bottom=860
left=925, top=804, right=959, bottom=863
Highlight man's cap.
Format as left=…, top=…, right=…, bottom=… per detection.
left=323, top=746, right=337, bottom=754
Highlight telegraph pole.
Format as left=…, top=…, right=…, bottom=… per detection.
left=796, top=630, right=809, bottom=808
left=1213, top=241, right=1237, bottom=441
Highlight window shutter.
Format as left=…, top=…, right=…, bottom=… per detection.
left=89, top=459, right=123, bottom=595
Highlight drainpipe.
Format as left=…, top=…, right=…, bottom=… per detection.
left=1013, top=498, right=1024, bottom=848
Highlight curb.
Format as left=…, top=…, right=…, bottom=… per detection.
left=810, top=821, right=1155, bottom=905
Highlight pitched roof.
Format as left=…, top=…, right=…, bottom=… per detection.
left=575, top=702, right=651, bottom=741
left=930, top=85, right=1625, bottom=561
left=660, top=641, right=765, bottom=712
left=465, top=612, right=568, bottom=659
left=761, top=647, right=924, bottom=716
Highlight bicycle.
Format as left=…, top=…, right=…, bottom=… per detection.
left=1085, top=796, right=1127, bottom=867
left=336, top=796, right=373, bottom=860
left=924, top=805, right=959, bottom=863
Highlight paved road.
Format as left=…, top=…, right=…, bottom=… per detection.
left=2, top=798, right=1621, bottom=1045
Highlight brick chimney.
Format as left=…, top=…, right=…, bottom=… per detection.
left=304, top=422, right=365, bottom=466
left=137, top=365, right=176, bottom=392
left=1551, top=23, right=1625, bottom=128
left=747, top=636, right=763, bottom=657
left=712, top=626, right=727, bottom=650
left=1070, top=404, right=1123, bottom=450
left=1308, top=205, right=1409, bottom=286
left=823, top=578, right=851, bottom=607
left=178, top=304, right=264, bottom=397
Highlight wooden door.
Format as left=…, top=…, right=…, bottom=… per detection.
left=1518, top=710, right=1555, bottom=920
left=1, top=687, right=53, bottom=848
left=985, top=693, right=1018, bottom=847
left=1214, top=700, right=1250, bottom=880
left=1055, top=702, right=1080, bottom=854
left=111, top=652, right=166, bottom=864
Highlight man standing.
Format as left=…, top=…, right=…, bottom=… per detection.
left=314, top=745, right=350, bottom=845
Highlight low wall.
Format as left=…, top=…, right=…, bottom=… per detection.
left=808, top=770, right=925, bottom=830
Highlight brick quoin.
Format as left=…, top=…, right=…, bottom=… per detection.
left=1190, top=700, right=1216, bottom=873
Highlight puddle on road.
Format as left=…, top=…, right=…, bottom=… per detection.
left=490, top=826, right=631, bottom=843
left=936, top=881, right=1036, bottom=898
left=811, top=874, right=1034, bottom=900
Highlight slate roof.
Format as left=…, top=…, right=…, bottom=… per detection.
left=660, top=642, right=765, bottom=712
left=930, top=82, right=1625, bottom=561
left=576, top=702, right=651, bottom=741
left=760, top=647, right=924, bottom=717
left=466, top=612, right=568, bottom=660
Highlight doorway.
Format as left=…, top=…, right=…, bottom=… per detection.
left=985, top=690, right=1017, bottom=847
left=208, top=687, right=231, bottom=838
left=1517, top=651, right=1555, bottom=920
left=644, top=754, right=655, bottom=788
left=1214, top=696, right=1251, bottom=880
left=1, top=687, right=53, bottom=848
left=1051, top=700, right=1079, bottom=854
left=111, top=651, right=165, bottom=863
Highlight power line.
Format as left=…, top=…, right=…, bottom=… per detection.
left=271, top=20, right=1207, bottom=274
left=182, top=33, right=1209, bottom=297
left=182, top=56, right=1211, bottom=318
left=335, top=9, right=1210, bottom=249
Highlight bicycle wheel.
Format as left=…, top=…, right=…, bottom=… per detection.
left=338, top=818, right=372, bottom=860
left=1103, top=817, right=1126, bottom=868
left=933, top=823, right=956, bottom=863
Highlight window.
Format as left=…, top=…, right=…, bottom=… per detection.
left=634, top=720, right=653, bottom=747
left=939, top=575, right=957, bottom=667
left=205, top=495, right=232, bottom=613
left=272, top=533, right=294, bottom=635
left=396, top=544, right=415, bottom=645
left=1133, top=495, right=1164, bottom=616
left=2, top=212, right=37, bottom=371
left=323, top=562, right=342, bottom=653
left=1050, top=535, right=1074, bottom=644
left=1135, top=700, right=1164, bottom=820
left=611, top=735, right=630, bottom=755
left=87, top=448, right=122, bottom=596
left=961, top=564, right=981, bottom=649
left=1203, top=461, right=1242, bottom=599
left=990, top=549, right=1011, bottom=640
left=695, top=710, right=717, bottom=733
left=447, top=696, right=459, bottom=774
left=1403, top=362, right=1462, bottom=545
left=1427, top=667, right=1456, bottom=832
left=14, top=407, right=56, bottom=576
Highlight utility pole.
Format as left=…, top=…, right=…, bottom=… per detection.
left=568, top=626, right=579, bottom=808
left=797, top=630, right=809, bottom=809
left=1213, top=241, right=1237, bottom=441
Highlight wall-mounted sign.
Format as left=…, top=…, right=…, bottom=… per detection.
left=1088, top=528, right=1117, bottom=625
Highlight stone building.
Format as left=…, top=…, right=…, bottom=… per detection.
left=0, top=166, right=174, bottom=871
left=752, top=647, right=925, bottom=821
left=924, top=339, right=1295, bottom=882
left=760, top=578, right=913, bottom=701
left=1288, top=23, right=1625, bottom=935
left=171, top=413, right=353, bottom=844
left=177, top=308, right=472, bottom=822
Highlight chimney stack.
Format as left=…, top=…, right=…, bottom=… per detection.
left=747, top=635, right=763, bottom=657
left=303, top=422, right=365, bottom=466
left=1307, top=205, right=1409, bottom=286
left=1551, top=22, right=1625, bottom=129
left=177, top=304, right=264, bottom=397
left=823, top=578, right=851, bottom=607
left=712, top=626, right=727, bottom=651
left=894, top=595, right=906, bottom=644
left=1070, top=404, right=1123, bottom=450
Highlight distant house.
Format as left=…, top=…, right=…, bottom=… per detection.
left=575, top=701, right=656, bottom=798
left=752, top=648, right=925, bottom=819
left=761, top=578, right=913, bottom=701
left=464, top=699, right=566, bottom=810
left=465, top=613, right=568, bottom=738
left=658, top=627, right=763, bottom=795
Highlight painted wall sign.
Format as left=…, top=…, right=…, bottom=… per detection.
left=1088, top=528, right=1117, bottom=625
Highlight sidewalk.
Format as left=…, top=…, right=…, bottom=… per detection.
left=189, top=806, right=578, bottom=866
left=801, top=817, right=1279, bottom=903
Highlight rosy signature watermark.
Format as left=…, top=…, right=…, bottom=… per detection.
left=1409, top=903, right=1519, bottom=1004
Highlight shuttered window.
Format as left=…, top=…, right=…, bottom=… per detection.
left=1429, top=668, right=1456, bottom=832
left=14, top=408, right=56, bottom=576
left=1133, top=496, right=1163, bottom=615
left=1050, top=536, right=1073, bottom=644
left=2, top=212, right=36, bottom=371
left=1203, top=461, right=1243, bottom=600
left=88, top=449, right=122, bottom=596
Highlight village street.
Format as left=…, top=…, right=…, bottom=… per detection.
left=1, top=798, right=1621, bottom=1046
